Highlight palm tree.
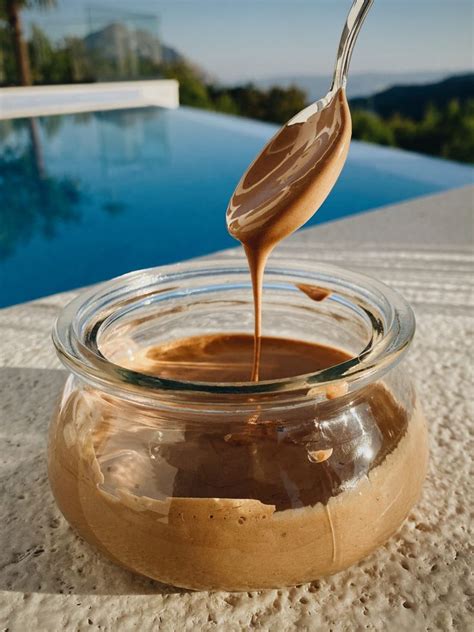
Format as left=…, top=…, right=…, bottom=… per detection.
left=0, top=0, right=55, bottom=85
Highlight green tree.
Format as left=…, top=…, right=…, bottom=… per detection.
left=212, top=83, right=307, bottom=124
left=213, top=92, right=239, bottom=116
left=265, top=86, right=307, bottom=124
left=0, top=23, right=17, bottom=82
left=352, top=110, right=395, bottom=146
left=227, top=84, right=267, bottom=120
left=439, top=99, right=474, bottom=163
left=0, top=0, right=56, bottom=85
left=65, top=36, right=94, bottom=83
left=352, top=99, right=474, bottom=164
left=161, top=61, right=213, bottom=109
left=388, top=112, right=419, bottom=152
left=29, top=23, right=52, bottom=82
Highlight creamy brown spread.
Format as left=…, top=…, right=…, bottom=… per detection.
left=227, top=89, right=351, bottom=379
left=137, top=333, right=348, bottom=382
left=48, top=335, right=428, bottom=590
left=296, top=283, right=332, bottom=302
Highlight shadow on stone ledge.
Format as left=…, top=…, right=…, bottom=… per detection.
left=0, top=367, right=185, bottom=596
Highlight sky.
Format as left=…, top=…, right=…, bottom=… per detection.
left=24, top=0, right=473, bottom=83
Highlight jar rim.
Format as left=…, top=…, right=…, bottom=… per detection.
left=52, top=257, right=415, bottom=401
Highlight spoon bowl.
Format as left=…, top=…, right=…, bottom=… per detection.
left=226, top=0, right=374, bottom=249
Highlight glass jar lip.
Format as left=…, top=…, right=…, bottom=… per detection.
left=52, top=256, right=415, bottom=400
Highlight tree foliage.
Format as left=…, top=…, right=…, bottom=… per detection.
left=208, top=83, right=307, bottom=124
left=352, top=100, right=474, bottom=163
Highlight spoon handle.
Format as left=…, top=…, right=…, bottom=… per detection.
left=331, top=0, right=374, bottom=92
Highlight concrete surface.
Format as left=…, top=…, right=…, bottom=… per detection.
left=0, top=80, right=180, bottom=119
left=0, top=187, right=472, bottom=631
left=288, top=185, right=473, bottom=248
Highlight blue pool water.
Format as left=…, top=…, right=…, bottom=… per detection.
left=0, top=106, right=472, bottom=307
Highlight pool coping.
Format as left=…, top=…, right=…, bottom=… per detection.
left=0, top=80, right=180, bottom=120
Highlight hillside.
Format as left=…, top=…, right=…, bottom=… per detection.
left=351, top=74, right=474, bottom=120
left=255, top=70, right=455, bottom=101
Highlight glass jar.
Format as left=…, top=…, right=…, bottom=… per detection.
left=48, top=257, right=428, bottom=591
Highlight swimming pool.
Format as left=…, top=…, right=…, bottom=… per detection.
left=0, top=106, right=472, bottom=307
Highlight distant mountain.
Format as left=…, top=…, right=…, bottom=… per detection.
left=351, top=73, right=474, bottom=120
left=83, top=22, right=186, bottom=66
left=254, top=71, right=469, bottom=102
left=161, top=44, right=185, bottom=65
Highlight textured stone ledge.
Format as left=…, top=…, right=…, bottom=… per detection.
left=0, top=187, right=472, bottom=631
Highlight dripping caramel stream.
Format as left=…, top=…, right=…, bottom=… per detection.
left=227, top=89, right=352, bottom=380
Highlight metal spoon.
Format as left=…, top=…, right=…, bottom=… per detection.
left=226, top=0, right=375, bottom=248
left=226, top=0, right=374, bottom=382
